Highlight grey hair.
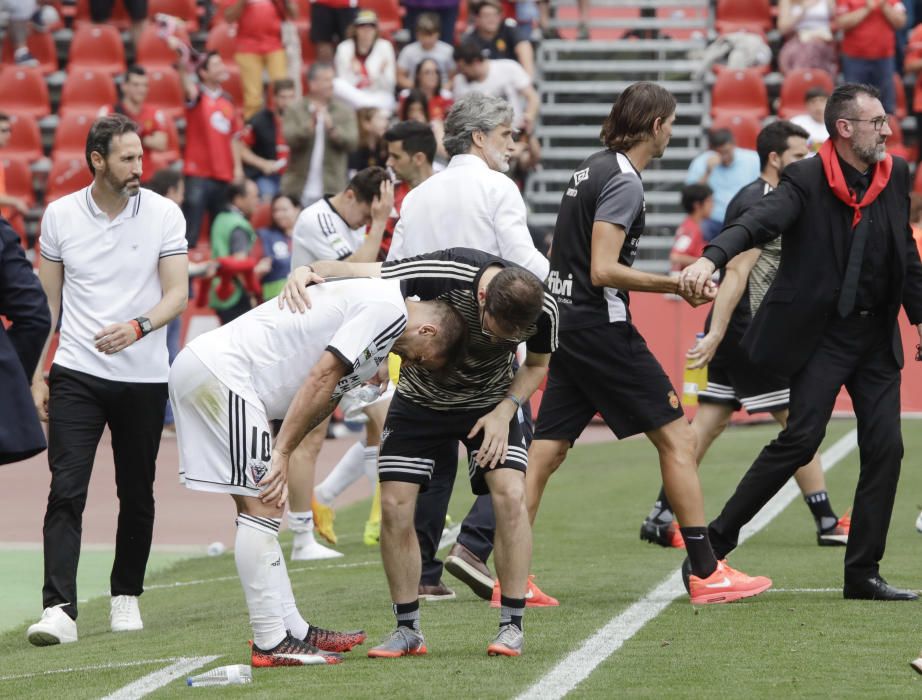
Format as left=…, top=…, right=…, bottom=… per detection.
left=442, top=93, right=514, bottom=157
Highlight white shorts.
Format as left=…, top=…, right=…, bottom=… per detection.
left=169, top=349, right=273, bottom=497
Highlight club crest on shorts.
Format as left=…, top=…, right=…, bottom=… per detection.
left=668, top=391, right=680, bottom=410
left=248, top=459, right=269, bottom=485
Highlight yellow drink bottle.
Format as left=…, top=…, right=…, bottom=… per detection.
left=682, top=332, right=708, bottom=406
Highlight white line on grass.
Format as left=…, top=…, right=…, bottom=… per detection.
left=0, top=657, right=216, bottom=682
left=100, top=656, right=219, bottom=699
left=517, top=428, right=858, bottom=700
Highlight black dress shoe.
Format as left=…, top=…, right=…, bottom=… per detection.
left=843, top=576, right=919, bottom=601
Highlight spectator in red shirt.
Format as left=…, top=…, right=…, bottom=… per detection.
left=222, top=0, right=295, bottom=119
left=834, top=0, right=906, bottom=114
left=670, top=183, right=713, bottom=272
left=241, top=78, right=296, bottom=200
left=178, top=51, right=245, bottom=247
left=101, top=66, right=169, bottom=184
left=903, top=20, right=922, bottom=162
left=311, top=0, right=359, bottom=64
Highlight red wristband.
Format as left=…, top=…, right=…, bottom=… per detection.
left=129, top=319, right=143, bottom=340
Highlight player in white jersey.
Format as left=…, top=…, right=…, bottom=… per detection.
left=287, top=166, right=394, bottom=559
left=169, top=277, right=466, bottom=667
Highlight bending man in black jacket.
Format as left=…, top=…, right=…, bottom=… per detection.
left=680, top=83, right=922, bottom=601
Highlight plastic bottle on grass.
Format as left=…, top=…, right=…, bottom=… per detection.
left=187, top=664, right=252, bottom=687
left=682, top=332, right=708, bottom=406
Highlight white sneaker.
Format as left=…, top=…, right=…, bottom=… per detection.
left=110, top=595, right=143, bottom=632
left=27, top=604, right=78, bottom=646
left=291, top=531, right=344, bottom=561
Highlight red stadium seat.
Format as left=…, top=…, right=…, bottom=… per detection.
left=45, top=155, right=93, bottom=203
left=221, top=68, right=244, bottom=107
left=59, top=69, right=118, bottom=117
left=0, top=115, right=44, bottom=163
left=53, top=113, right=95, bottom=159
left=894, top=73, right=908, bottom=120
left=2, top=158, right=35, bottom=206
left=136, top=23, right=190, bottom=70
left=710, top=114, right=761, bottom=151
left=710, top=68, right=769, bottom=120
left=205, top=22, right=238, bottom=62
left=146, top=119, right=181, bottom=176
left=146, top=67, right=185, bottom=120
left=0, top=66, right=51, bottom=119
left=778, top=68, right=834, bottom=119
left=715, top=0, right=772, bottom=35
left=657, top=5, right=708, bottom=41
left=68, top=23, right=126, bottom=76
left=1, top=31, right=58, bottom=76
left=149, top=0, right=200, bottom=32
left=73, top=0, right=132, bottom=28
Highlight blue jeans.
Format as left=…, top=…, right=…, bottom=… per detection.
left=255, top=174, right=281, bottom=200
left=840, top=54, right=897, bottom=115
left=181, top=176, right=230, bottom=248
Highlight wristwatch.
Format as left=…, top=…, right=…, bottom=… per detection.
left=135, top=316, right=153, bottom=337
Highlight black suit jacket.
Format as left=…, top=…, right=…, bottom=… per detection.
left=703, top=154, right=922, bottom=377
left=0, top=218, right=51, bottom=464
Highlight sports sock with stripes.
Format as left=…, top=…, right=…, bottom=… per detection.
left=393, top=600, right=420, bottom=630
left=287, top=510, right=313, bottom=534
left=803, top=491, right=838, bottom=532
left=275, top=548, right=309, bottom=640
left=647, top=487, right=673, bottom=523
left=363, top=445, right=379, bottom=484
left=680, top=526, right=718, bottom=578
left=499, top=595, right=525, bottom=631
left=235, top=514, right=287, bottom=650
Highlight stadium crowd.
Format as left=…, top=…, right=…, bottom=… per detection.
left=2, top=0, right=922, bottom=671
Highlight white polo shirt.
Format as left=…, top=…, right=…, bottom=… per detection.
left=388, top=154, right=549, bottom=280
left=40, top=186, right=187, bottom=383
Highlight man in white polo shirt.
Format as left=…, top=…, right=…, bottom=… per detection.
left=386, top=92, right=555, bottom=608
left=26, top=114, right=189, bottom=647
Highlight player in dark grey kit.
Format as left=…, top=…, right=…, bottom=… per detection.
left=525, top=81, right=772, bottom=605
left=641, top=120, right=852, bottom=550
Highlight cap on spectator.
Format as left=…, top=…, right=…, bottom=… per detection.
left=354, top=9, right=378, bottom=26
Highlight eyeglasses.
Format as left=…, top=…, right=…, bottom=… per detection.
left=479, top=306, right=523, bottom=343
left=842, top=116, right=888, bottom=132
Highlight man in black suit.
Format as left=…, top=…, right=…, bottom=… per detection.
left=680, top=83, right=922, bottom=601
left=0, top=217, right=50, bottom=465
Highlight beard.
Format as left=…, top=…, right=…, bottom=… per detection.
left=104, top=167, right=140, bottom=196
left=853, top=139, right=887, bottom=165
left=485, top=144, right=510, bottom=173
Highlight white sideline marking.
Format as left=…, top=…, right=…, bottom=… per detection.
left=517, top=428, right=858, bottom=700
left=101, top=656, right=219, bottom=699
left=0, top=657, right=213, bottom=682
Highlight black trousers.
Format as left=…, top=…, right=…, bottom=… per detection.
left=417, top=400, right=533, bottom=585
left=43, top=365, right=167, bottom=619
left=708, top=314, right=903, bottom=583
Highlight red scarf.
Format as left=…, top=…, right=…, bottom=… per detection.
left=817, top=139, right=892, bottom=229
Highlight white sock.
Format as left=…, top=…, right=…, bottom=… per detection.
left=276, top=552, right=309, bottom=639
left=235, top=514, right=287, bottom=650
left=287, top=510, right=313, bottom=534
left=315, top=441, right=366, bottom=504
left=363, top=445, right=379, bottom=485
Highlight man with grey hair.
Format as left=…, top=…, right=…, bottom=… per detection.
left=387, top=92, right=556, bottom=610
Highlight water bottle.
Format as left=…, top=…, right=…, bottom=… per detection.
left=682, top=332, right=708, bottom=406
left=187, top=664, right=253, bottom=687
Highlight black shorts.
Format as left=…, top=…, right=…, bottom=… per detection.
left=90, top=0, right=148, bottom=21
left=310, top=4, right=357, bottom=44
left=378, top=392, right=528, bottom=496
left=534, top=323, right=684, bottom=444
left=698, top=336, right=789, bottom=414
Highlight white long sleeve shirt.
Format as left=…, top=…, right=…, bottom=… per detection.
left=387, top=154, right=549, bottom=280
